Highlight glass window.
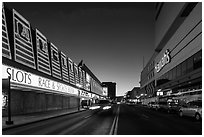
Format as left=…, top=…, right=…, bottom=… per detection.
left=172, top=67, right=177, bottom=80
left=186, top=56, right=194, bottom=73
left=193, top=50, right=202, bottom=70
left=181, top=61, right=187, bottom=75
left=168, top=70, right=173, bottom=80
left=165, top=72, right=169, bottom=81
left=176, top=64, right=182, bottom=77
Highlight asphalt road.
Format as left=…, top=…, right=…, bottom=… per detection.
left=117, top=104, right=202, bottom=135
left=2, top=104, right=202, bottom=135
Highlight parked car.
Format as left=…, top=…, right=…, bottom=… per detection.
left=81, top=100, right=91, bottom=109
left=148, top=102, right=160, bottom=110
left=179, top=100, right=202, bottom=121
left=158, top=99, right=180, bottom=113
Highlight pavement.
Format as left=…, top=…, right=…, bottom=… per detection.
left=2, top=107, right=86, bottom=130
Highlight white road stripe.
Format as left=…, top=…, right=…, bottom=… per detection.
left=113, top=106, right=120, bottom=135
left=84, top=115, right=93, bottom=119
left=109, top=105, right=120, bottom=135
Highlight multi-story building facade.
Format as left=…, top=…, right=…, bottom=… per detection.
left=140, top=2, right=202, bottom=96
left=2, top=3, right=104, bottom=116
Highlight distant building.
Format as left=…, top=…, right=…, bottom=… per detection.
left=126, top=87, right=140, bottom=99
left=115, top=96, right=123, bottom=102
left=102, top=82, right=116, bottom=100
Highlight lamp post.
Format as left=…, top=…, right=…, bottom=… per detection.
left=3, top=76, right=13, bottom=125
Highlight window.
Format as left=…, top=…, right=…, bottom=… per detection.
left=176, top=64, right=182, bottom=77
left=168, top=70, right=173, bottom=80
left=193, top=50, right=202, bottom=70
left=172, top=67, right=177, bottom=80
left=186, top=56, right=194, bottom=73
left=181, top=61, right=187, bottom=75
left=165, top=72, right=169, bottom=81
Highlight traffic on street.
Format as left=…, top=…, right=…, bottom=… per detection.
left=3, top=102, right=202, bottom=135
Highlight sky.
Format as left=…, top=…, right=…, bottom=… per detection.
left=4, top=2, right=155, bottom=96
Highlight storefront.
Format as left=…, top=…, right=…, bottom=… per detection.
left=2, top=4, right=104, bottom=116
left=155, top=38, right=202, bottom=95
left=2, top=64, right=80, bottom=116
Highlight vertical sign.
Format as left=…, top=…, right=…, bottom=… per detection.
left=50, top=43, right=61, bottom=79
left=36, top=29, right=51, bottom=75
left=86, top=73, right=91, bottom=91
left=78, top=67, right=83, bottom=87
left=68, top=58, right=75, bottom=85
left=82, top=70, right=86, bottom=89
left=74, top=63, right=79, bottom=86
left=2, top=5, right=11, bottom=59
left=61, top=52, right=69, bottom=83
left=13, top=9, right=36, bottom=69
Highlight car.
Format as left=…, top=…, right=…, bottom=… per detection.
left=89, top=99, right=112, bottom=111
left=81, top=100, right=90, bottom=109
left=157, top=99, right=180, bottom=113
left=179, top=100, right=202, bottom=121
left=148, top=102, right=160, bottom=110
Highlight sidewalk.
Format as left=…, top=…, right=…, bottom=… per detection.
left=2, top=107, right=86, bottom=130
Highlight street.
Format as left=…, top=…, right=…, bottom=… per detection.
left=3, top=104, right=201, bottom=135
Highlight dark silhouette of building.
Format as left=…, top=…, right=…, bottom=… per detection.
left=102, top=82, right=116, bottom=100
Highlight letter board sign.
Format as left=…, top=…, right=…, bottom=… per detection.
left=2, top=5, right=12, bottom=59
left=13, top=9, right=36, bottom=69
left=36, top=29, right=51, bottom=75
left=61, top=52, right=69, bottom=83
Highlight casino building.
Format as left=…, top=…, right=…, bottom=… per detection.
left=2, top=4, right=105, bottom=116
left=140, top=2, right=202, bottom=96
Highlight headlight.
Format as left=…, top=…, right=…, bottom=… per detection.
left=103, top=106, right=111, bottom=110
left=89, top=106, right=100, bottom=110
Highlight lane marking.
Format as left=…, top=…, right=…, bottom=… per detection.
left=113, top=106, right=120, bottom=135
left=83, top=115, right=93, bottom=119
left=109, top=105, right=120, bottom=135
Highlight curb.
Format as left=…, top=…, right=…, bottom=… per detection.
left=2, top=109, right=86, bottom=131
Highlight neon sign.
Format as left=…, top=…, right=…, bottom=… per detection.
left=2, top=65, right=78, bottom=95
left=155, top=49, right=171, bottom=73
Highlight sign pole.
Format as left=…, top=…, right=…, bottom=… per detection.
left=78, top=90, right=80, bottom=111
left=6, top=76, right=13, bottom=125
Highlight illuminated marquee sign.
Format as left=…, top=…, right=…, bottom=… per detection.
left=61, top=52, right=69, bottom=83
left=2, top=5, right=11, bottom=59
left=79, top=90, right=91, bottom=98
left=155, top=49, right=171, bottom=73
left=51, top=43, right=62, bottom=79
left=68, top=58, right=75, bottom=85
left=36, top=29, right=51, bottom=75
left=2, top=65, right=78, bottom=96
left=13, top=9, right=36, bottom=69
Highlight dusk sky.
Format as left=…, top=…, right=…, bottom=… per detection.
left=5, top=2, right=155, bottom=96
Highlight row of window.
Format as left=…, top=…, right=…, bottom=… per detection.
left=157, top=50, right=202, bottom=86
